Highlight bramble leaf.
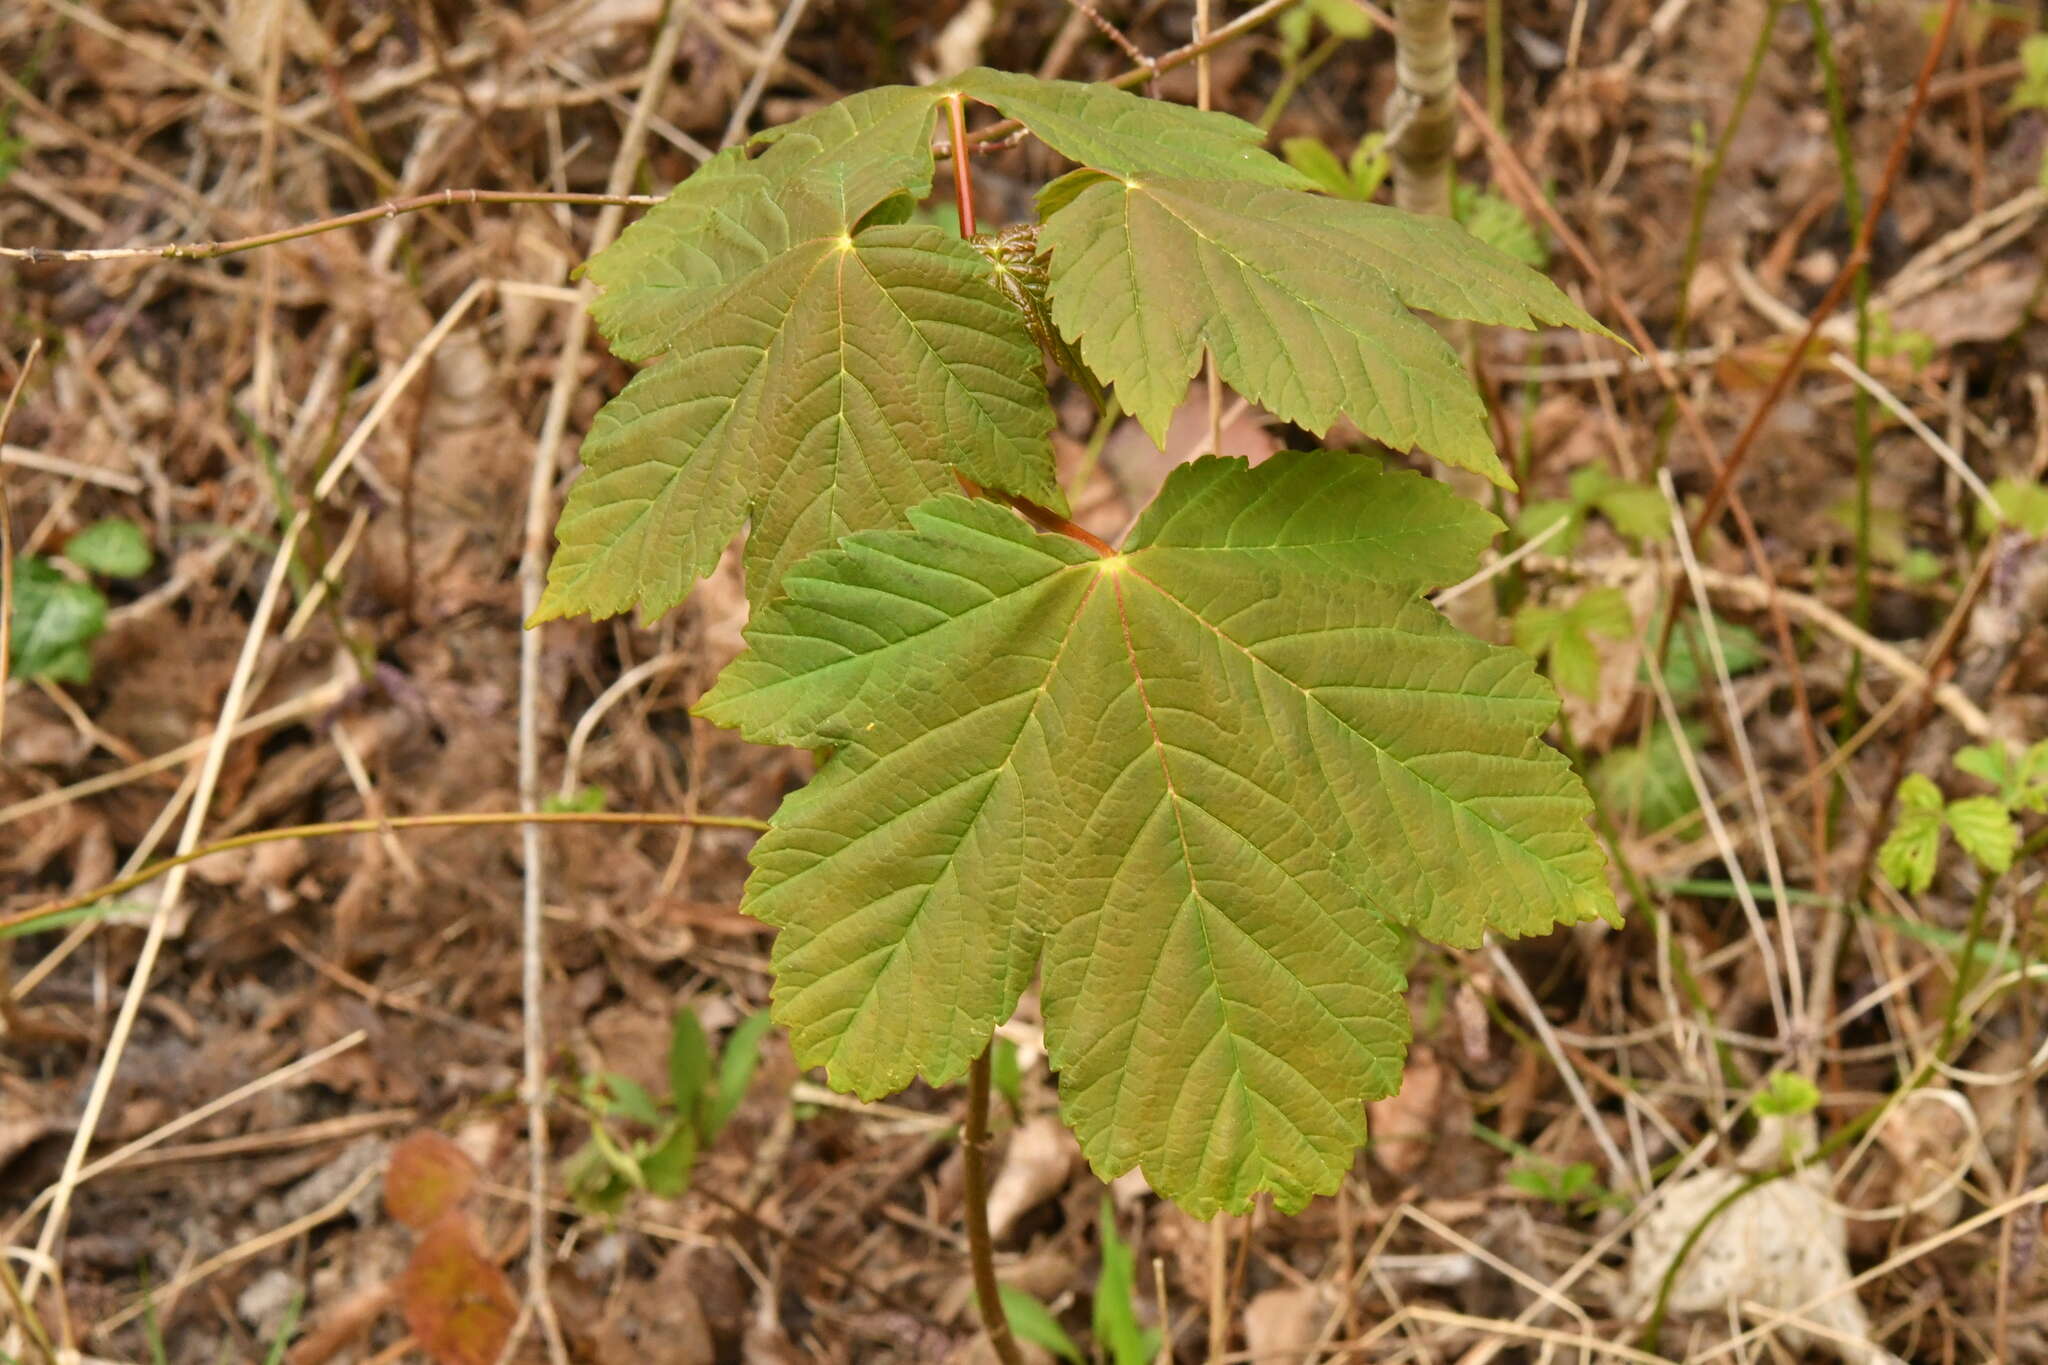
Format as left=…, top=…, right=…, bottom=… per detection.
left=1944, top=796, right=2017, bottom=875
left=1879, top=775, right=1947, bottom=894
left=698, top=453, right=1615, bottom=1215
left=64, top=518, right=153, bottom=578
left=1040, top=179, right=1609, bottom=482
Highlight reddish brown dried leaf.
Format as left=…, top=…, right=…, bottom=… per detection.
left=385, top=1130, right=478, bottom=1231
left=400, top=1215, right=517, bottom=1365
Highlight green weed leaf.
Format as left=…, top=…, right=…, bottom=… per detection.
left=669, top=1010, right=713, bottom=1119
left=1092, top=1198, right=1161, bottom=1365
left=1879, top=775, right=1947, bottom=894
left=64, top=518, right=154, bottom=578
left=1590, top=722, right=1702, bottom=833
left=1983, top=476, right=2048, bottom=538
left=1042, top=180, right=1609, bottom=482
left=707, top=1010, right=777, bottom=1136
left=997, top=1286, right=1085, bottom=1364
left=1514, top=586, right=1632, bottom=700
left=698, top=454, right=1614, bottom=1214
left=1752, top=1071, right=1820, bottom=1118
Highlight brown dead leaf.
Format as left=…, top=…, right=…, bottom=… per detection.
left=400, top=1214, right=518, bottom=1365
left=1244, top=1285, right=1336, bottom=1365
left=385, top=1130, right=479, bottom=1230
left=1368, top=1045, right=1444, bottom=1178
left=986, top=1116, right=1077, bottom=1240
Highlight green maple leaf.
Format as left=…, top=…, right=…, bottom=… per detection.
left=1040, top=179, right=1609, bottom=484
left=699, top=453, right=1615, bottom=1215
left=536, top=202, right=1062, bottom=620
left=9, top=556, right=107, bottom=684
left=544, top=72, right=1327, bottom=623
left=947, top=68, right=1313, bottom=187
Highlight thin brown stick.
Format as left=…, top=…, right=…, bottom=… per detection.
left=0, top=190, right=658, bottom=264
left=964, top=1049, right=1024, bottom=1365
left=1691, top=0, right=1962, bottom=535
left=0, top=810, right=769, bottom=940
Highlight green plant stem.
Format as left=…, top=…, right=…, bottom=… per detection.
left=1257, top=33, right=1342, bottom=130
left=964, top=1047, right=1024, bottom=1365
left=1652, top=0, right=1781, bottom=473
left=1804, top=0, right=1875, bottom=757
left=1640, top=862, right=2009, bottom=1352
left=0, top=810, right=771, bottom=940
left=1690, top=0, right=1961, bottom=536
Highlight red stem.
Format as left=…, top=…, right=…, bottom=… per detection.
left=947, top=94, right=978, bottom=238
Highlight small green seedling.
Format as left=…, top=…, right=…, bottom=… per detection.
left=1514, top=586, right=1634, bottom=701
left=1506, top=1158, right=1608, bottom=1212
left=2008, top=33, right=2048, bottom=109
left=1879, top=771, right=2021, bottom=895
left=1454, top=180, right=1546, bottom=268
left=1517, top=462, right=1671, bottom=555
left=1981, top=476, right=2048, bottom=539
left=1277, top=0, right=1374, bottom=58
left=562, top=1006, right=774, bottom=1212
left=1092, top=1197, right=1162, bottom=1365
left=1954, top=739, right=2048, bottom=814
left=7, top=518, right=154, bottom=684
left=1751, top=1071, right=1820, bottom=1119
left=996, top=1202, right=1164, bottom=1365
left=1282, top=132, right=1390, bottom=201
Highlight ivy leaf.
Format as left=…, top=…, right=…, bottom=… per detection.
left=1878, top=775, right=1947, bottom=894
left=949, top=68, right=1312, bottom=188
left=699, top=453, right=1614, bottom=1215
left=63, top=519, right=154, bottom=579
left=1943, top=795, right=2017, bottom=875
left=537, top=218, right=1061, bottom=620
left=1041, top=179, right=1609, bottom=483
left=9, top=556, right=106, bottom=684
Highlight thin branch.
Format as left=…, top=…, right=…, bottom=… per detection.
left=0, top=190, right=658, bottom=264
left=1690, top=0, right=1963, bottom=535
left=0, top=810, right=768, bottom=941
